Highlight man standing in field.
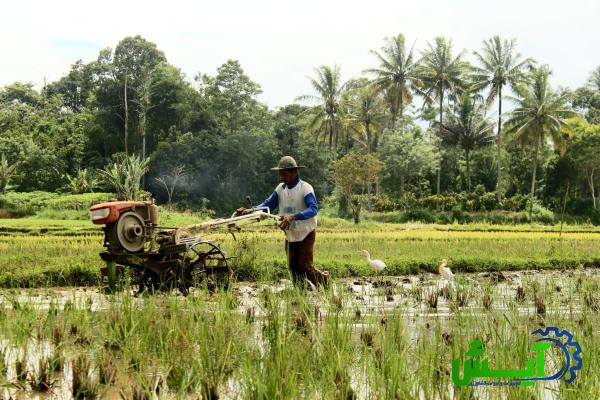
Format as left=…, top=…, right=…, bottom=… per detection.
left=237, top=156, right=330, bottom=289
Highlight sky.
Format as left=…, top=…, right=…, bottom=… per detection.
left=1, top=0, right=598, bottom=108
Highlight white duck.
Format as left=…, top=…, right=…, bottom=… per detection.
left=361, top=250, right=387, bottom=272
left=438, top=259, right=454, bottom=280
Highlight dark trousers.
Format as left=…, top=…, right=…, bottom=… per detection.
left=284, top=230, right=329, bottom=288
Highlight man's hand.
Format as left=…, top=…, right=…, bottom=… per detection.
left=279, top=214, right=295, bottom=230
left=235, top=207, right=253, bottom=216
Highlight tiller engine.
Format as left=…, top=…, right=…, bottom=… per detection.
left=90, top=200, right=278, bottom=295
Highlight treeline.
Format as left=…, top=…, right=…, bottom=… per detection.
left=0, top=34, right=599, bottom=220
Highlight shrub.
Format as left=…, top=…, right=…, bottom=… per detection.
left=98, top=154, right=150, bottom=201
left=480, top=192, right=498, bottom=211
left=0, top=191, right=59, bottom=215
left=527, top=199, right=555, bottom=224
left=373, top=194, right=396, bottom=212
left=45, top=193, right=115, bottom=211
left=0, top=191, right=115, bottom=218
left=451, top=206, right=472, bottom=224
left=401, top=209, right=436, bottom=223
left=589, top=208, right=600, bottom=225
left=502, top=194, right=528, bottom=212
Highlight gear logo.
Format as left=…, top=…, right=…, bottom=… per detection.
left=452, top=326, right=582, bottom=387
left=530, top=326, right=583, bottom=384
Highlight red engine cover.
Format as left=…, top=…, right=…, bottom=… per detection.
left=90, top=201, right=151, bottom=225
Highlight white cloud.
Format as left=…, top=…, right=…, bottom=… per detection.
left=1, top=0, right=598, bottom=107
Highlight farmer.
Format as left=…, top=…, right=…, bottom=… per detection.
left=237, top=156, right=330, bottom=289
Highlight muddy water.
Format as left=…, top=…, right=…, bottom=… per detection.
left=0, top=268, right=587, bottom=314
left=0, top=268, right=598, bottom=399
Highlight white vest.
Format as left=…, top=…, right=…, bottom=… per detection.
left=275, top=180, right=317, bottom=242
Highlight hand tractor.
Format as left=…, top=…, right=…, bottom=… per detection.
left=89, top=200, right=279, bottom=295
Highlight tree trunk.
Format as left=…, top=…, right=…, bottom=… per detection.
left=328, top=119, right=333, bottom=150
left=138, top=73, right=152, bottom=189
left=395, top=89, right=404, bottom=130
left=436, top=89, right=443, bottom=196
left=141, top=113, right=147, bottom=189
left=398, top=90, right=403, bottom=120
left=390, top=91, right=398, bottom=129
left=347, top=192, right=361, bottom=224
left=352, top=201, right=361, bottom=224
left=124, top=75, right=129, bottom=155
left=466, top=148, right=471, bottom=192
left=496, top=86, right=502, bottom=201
left=588, top=169, right=597, bottom=209
left=399, top=176, right=405, bottom=195
left=529, top=130, right=540, bottom=216
left=142, top=125, right=146, bottom=160
left=333, top=118, right=338, bottom=150
left=559, top=181, right=570, bottom=238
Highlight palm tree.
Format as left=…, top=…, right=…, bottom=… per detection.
left=472, top=36, right=535, bottom=201
left=342, top=80, right=388, bottom=152
left=439, top=93, right=495, bottom=191
left=588, top=66, right=600, bottom=91
left=296, top=65, right=345, bottom=150
left=418, top=37, right=469, bottom=194
left=0, top=153, right=19, bottom=194
left=364, top=33, right=420, bottom=125
left=505, top=66, right=574, bottom=213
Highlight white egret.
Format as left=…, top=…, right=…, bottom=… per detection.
left=361, top=250, right=387, bottom=272
left=438, top=259, right=454, bottom=280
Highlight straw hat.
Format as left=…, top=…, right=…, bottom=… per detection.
left=270, top=156, right=305, bottom=171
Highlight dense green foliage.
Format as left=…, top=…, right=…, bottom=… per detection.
left=0, top=34, right=599, bottom=221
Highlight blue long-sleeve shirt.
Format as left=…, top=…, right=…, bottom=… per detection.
left=255, top=177, right=318, bottom=220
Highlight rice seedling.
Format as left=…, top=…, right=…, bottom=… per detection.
left=97, top=350, right=117, bottom=385
left=72, top=354, right=98, bottom=399
left=438, top=284, right=454, bottom=300
left=427, top=288, right=439, bottom=309
left=584, top=292, right=600, bottom=312
left=481, top=285, right=494, bottom=310
left=245, top=306, right=256, bottom=324
left=48, top=346, right=64, bottom=373
left=410, top=285, right=423, bottom=303
left=129, top=363, right=164, bottom=400
left=360, top=330, right=375, bottom=347
left=52, top=326, right=63, bottom=345
left=534, top=293, right=547, bottom=315
left=28, top=357, right=54, bottom=392
left=454, top=286, right=471, bottom=308
left=15, top=356, right=28, bottom=383
left=0, top=349, right=6, bottom=386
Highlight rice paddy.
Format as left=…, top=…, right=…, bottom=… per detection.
left=0, top=217, right=599, bottom=398
left=1, top=218, right=600, bottom=287
left=0, top=269, right=598, bottom=399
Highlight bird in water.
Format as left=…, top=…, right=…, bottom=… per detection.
left=438, top=259, right=454, bottom=280
left=361, top=250, right=387, bottom=272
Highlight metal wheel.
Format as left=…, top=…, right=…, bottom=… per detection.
left=184, top=241, right=232, bottom=293
left=135, top=269, right=160, bottom=296
left=115, top=211, right=147, bottom=252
